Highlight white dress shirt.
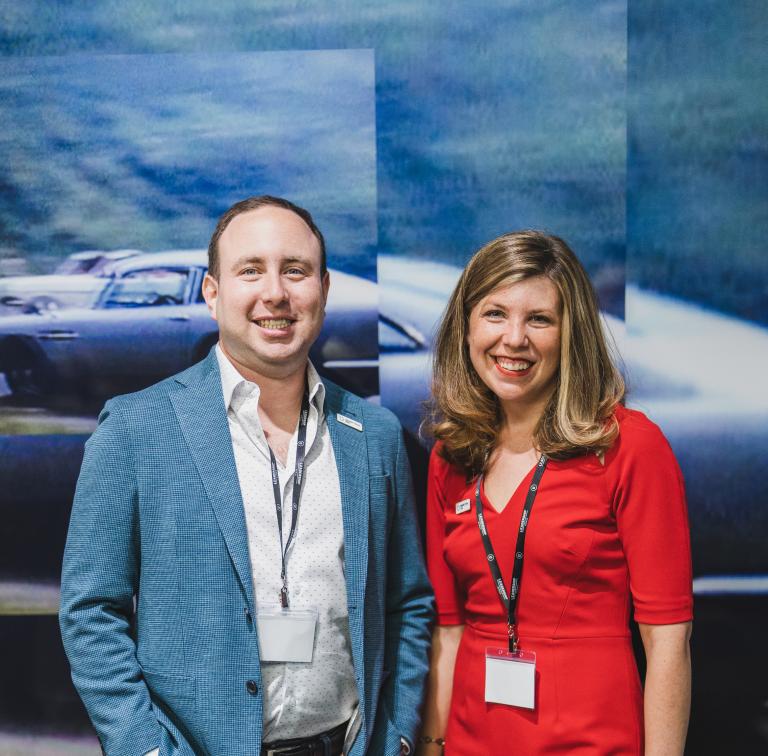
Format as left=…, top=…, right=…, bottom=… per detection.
left=216, top=346, right=359, bottom=742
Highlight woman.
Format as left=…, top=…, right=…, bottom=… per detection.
left=419, top=231, right=692, bottom=755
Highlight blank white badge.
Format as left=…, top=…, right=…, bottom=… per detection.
left=485, top=646, right=536, bottom=709
left=256, top=607, right=318, bottom=663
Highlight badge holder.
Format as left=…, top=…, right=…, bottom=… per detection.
left=256, top=607, right=318, bottom=663
left=484, top=646, right=536, bottom=709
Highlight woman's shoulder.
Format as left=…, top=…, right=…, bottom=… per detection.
left=429, top=441, right=471, bottom=489
left=429, top=440, right=457, bottom=473
left=608, top=404, right=676, bottom=462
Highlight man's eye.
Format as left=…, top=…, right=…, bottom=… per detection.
left=241, top=268, right=258, bottom=276
left=285, top=267, right=306, bottom=276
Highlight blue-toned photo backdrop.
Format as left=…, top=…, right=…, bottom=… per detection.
left=1, top=2, right=766, bottom=754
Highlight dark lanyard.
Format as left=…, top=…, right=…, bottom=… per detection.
left=475, top=454, right=548, bottom=652
left=268, top=391, right=310, bottom=609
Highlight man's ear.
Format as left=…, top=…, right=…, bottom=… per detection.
left=201, top=273, right=219, bottom=321
left=321, top=270, right=330, bottom=306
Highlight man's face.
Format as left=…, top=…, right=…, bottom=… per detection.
left=202, top=206, right=330, bottom=381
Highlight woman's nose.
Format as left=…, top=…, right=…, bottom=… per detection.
left=501, top=320, right=529, bottom=348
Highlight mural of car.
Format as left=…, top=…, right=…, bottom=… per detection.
left=0, top=250, right=141, bottom=316
left=3, top=253, right=765, bottom=586
left=0, top=250, right=378, bottom=405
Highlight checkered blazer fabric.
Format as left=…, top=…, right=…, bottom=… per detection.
left=59, top=350, right=435, bottom=756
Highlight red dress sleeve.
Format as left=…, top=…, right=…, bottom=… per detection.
left=426, top=444, right=466, bottom=625
left=608, top=408, right=694, bottom=625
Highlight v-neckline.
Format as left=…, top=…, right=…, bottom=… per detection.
left=480, top=460, right=539, bottom=516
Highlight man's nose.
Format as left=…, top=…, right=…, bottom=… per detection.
left=261, top=271, right=288, bottom=304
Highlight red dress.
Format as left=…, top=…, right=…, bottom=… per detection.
left=427, top=406, right=693, bottom=755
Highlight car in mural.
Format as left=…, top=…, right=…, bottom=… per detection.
left=0, top=250, right=377, bottom=406
left=2, top=254, right=765, bottom=585
left=0, top=250, right=141, bottom=316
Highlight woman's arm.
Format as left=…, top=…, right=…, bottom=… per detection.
left=416, top=624, right=465, bottom=755
left=639, top=621, right=692, bottom=756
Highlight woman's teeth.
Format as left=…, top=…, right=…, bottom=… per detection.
left=497, top=357, right=532, bottom=371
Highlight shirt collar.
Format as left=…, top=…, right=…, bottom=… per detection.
left=215, top=344, right=325, bottom=413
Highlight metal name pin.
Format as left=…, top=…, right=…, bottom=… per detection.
left=336, top=413, right=363, bottom=432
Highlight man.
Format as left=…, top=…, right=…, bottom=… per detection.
left=60, top=196, right=434, bottom=756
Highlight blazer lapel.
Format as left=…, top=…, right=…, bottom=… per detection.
left=324, top=381, right=369, bottom=668
left=169, top=353, right=255, bottom=611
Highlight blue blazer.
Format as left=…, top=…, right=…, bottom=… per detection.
left=59, top=351, right=434, bottom=756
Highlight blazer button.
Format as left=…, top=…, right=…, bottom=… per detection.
left=244, top=607, right=252, bottom=622
left=246, top=680, right=258, bottom=695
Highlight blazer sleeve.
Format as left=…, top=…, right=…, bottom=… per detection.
left=59, top=400, right=163, bottom=756
left=369, top=424, right=435, bottom=754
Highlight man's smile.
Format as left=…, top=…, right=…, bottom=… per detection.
left=253, top=317, right=296, bottom=330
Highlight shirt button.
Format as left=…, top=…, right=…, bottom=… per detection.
left=246, top=680, right=258, bottom=695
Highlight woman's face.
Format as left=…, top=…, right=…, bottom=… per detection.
left=467, top=275, right=562, bottom=416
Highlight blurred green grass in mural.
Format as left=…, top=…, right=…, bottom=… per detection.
left=0, top=1, right=626, bottom=313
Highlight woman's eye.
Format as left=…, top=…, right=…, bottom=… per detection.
left=529, top=314, right=551, bottom=324
left=483, top=309, right=504, bottom=319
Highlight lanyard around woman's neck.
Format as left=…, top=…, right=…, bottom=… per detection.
left=474, top=454, right=549, bottom=652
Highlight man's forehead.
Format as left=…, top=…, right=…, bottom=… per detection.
left=224, top=205, right=312, bottom=237
left=219, top=206, right=321, bottom=259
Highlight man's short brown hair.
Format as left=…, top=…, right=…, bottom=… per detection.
left=207, top=196, right=327, bottom=278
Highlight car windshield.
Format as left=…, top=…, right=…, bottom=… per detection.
left=378, top=317, right=423, bottom=353
left=55, top=257, right=99, bottom=275
left=102, top=268, right=188, bottom=308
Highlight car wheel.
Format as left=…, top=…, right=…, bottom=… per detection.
left=0, top=340, right=54, bottom=400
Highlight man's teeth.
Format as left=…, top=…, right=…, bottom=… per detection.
left=497, top=358, right=532, bottom=371
left=256, top=318, right=292, bottom=329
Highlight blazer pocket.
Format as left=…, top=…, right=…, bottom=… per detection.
left=143, top=668, right=196, bottom=704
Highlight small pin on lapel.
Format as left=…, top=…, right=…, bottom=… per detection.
left=336, top=413, right=363, bottom=432
left=455, top=498, right=471, bottom=514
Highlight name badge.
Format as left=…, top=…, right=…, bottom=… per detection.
left=256, top=607, right=318, bottom=663
left=485, top=646, right=536, bottom=709
left=455, top=498, right=471, bottom=515
left=337, top=413, right=363, bottom=432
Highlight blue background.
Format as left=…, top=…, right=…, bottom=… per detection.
left=1, top=2, right=766, bottom=754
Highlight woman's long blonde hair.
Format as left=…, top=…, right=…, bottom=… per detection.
left=429, top=230, right=625, bottom=476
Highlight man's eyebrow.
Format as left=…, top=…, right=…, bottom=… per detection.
left=229, top=255, right=316, bottom=270
left=230, top=255, right=263, bottom=271
left=282, top=255, right=315, bottom=269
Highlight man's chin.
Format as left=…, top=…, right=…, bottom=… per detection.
left=243, top=347, right=309, bottom=380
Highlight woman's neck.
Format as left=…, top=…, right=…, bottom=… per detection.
left=498, top=395, right=551, bottom=453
